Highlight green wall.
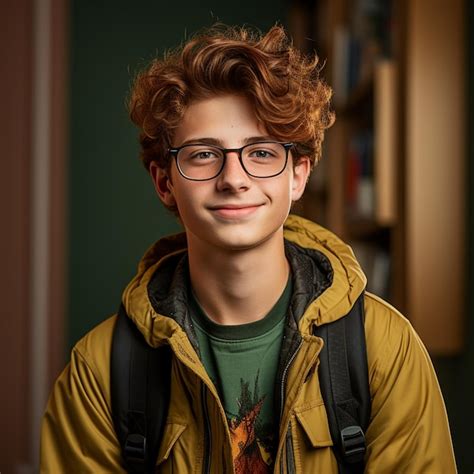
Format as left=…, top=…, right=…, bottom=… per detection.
left=67, top=1, right=288, bottom=349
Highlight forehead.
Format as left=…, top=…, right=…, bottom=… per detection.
left=172, top=94, right=270, bottom=147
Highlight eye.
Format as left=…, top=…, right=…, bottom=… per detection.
left=195, top=151, right=216, bottom=159
left=188, top=148, right=221, bottom=160
left=253, top=150, right=272, bottom=158
left=247, top=147, right=278, bottom=159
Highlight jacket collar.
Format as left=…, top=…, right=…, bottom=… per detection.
left=122, top=214, right=366, bottom=347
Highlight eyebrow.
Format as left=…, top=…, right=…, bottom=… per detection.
left=178, top=136, right=278, bottom=147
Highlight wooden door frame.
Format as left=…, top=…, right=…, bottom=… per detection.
left=0, top=0, right=68, bottom=470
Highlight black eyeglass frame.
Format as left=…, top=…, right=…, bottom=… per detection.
left=167, top=141, right=295, bottom=181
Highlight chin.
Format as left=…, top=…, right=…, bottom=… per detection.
left=209, top=225, right=283, bottom=252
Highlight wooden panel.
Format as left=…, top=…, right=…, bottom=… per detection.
left=406, top=0, right=465, bottom=353
left=374, top=59, right=398, bottom=226
left=0, top=0, right=68, bottom=469
left=48, top=0, right=68, bottom=389
left=0, top=0, right=33, bottom=470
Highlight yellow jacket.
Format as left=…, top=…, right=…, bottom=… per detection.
left=41, top=215, right=457, bottom=473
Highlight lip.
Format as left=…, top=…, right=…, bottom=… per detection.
left=209, top=204, right=263, bottom=219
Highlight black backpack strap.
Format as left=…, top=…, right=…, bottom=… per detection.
left=111, top=304, right=172, bottom=473
left=314, top=292, right=371, bottom=474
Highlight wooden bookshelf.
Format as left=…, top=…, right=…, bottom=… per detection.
left=288, top=0, right=466, bottom=354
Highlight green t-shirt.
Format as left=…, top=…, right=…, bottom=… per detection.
left=188, top=276, right=292, bottom=473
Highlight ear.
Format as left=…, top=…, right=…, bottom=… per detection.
left=149, top=161, right=176, bottom=207
left=291, top=156, right=311, bottom=201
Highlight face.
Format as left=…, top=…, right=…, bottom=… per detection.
left=150, top=94, right=310, bottom=252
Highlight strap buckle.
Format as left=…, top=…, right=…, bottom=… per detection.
left=340, top=425, right=366, bottom=463
left=124, top=433, right=147, bottom=464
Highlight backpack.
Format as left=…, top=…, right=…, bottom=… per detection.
left=111, top=293, right=371, bottom=474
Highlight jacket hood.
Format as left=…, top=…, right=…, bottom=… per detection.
left=122, top=214, right=366, bottom=348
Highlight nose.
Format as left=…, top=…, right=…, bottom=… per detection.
left=215, top=151, right=251, bottom=192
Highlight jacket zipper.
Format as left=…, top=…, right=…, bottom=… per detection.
left=201, top=382, right=212, bottom=474
left=279, top=339, right=303, bottom=473
left=279, top=340, right=303, bottom=421
left=285, top=426, right=296, bottom=474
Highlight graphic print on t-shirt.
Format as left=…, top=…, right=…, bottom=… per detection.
left=227, top=370, right=276, bottom=474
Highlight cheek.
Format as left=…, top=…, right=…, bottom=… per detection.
left=171, top=182, right=207, bottom=220
left=268, top=174, right=294, bottom=204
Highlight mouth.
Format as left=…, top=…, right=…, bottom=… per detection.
left=208, top=203, right=263, bottom=219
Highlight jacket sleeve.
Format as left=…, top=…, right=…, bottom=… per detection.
left=40, top=339, right=125, bottom=473
left=364, top=293, right=457, bottom=473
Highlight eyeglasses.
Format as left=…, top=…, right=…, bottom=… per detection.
left=168, top=141, right=294, bottom=181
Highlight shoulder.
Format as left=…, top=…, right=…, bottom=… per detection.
left=362, top=291, right=430, bottom=395
left=363, top=291, right=415, bottom=346
left=363, top=291, right=413, bottom=346
left=74, top=314, right=117, bottom=363
left=71, top=314, right=118, bottom=400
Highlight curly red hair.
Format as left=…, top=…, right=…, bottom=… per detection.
left=128, top=22, right=334, bottom=172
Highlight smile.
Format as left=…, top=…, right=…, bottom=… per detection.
left=209, top=204, right=263, bottom=219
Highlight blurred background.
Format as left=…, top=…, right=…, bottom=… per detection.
left=1, top=0, right=472, bottom=471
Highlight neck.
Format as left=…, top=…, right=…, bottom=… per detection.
left=187, top=231, right=290, bottom=325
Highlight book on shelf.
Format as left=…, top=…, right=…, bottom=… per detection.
left=346, top=130, right=375, bottom=219
left=344, top=103, right=397, bottom=227
left=331, top=0, right=394, bottom=108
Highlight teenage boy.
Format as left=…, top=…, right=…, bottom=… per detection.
left=41, top=24, right=456, bottom=473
